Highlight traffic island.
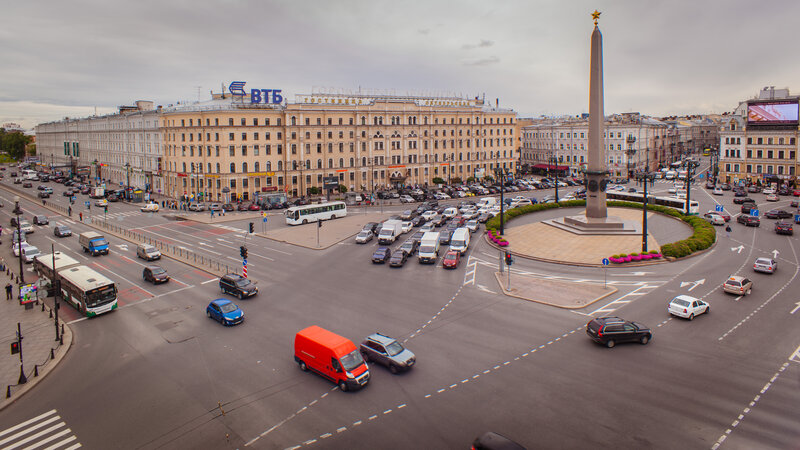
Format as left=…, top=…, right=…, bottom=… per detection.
left=494, top=271, right=617, bottom=309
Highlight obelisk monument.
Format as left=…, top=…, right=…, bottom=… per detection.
left=585, top=10, right=607, bottom=219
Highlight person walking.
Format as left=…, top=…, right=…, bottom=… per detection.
left=725, top=224, right=731, bottom=238
left=68, top=206, right=72, bottom=217
left=79, top=212, right=83, bottom=222
left=5, top=282, right=12, bottom=300
left=210, top=209, right=215, bottom=220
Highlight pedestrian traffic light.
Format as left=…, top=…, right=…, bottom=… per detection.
left=10, top=341, right=19, bottom=355
left=104, top=205, right=108, bottom=213
left=248, top=222, right=254, bottom=233
left=504, top=252, right=513, bottom=266
left=240, top=246, right=248, bottom=259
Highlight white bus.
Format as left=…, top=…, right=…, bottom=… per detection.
left=285, top=201, right=347, bottom=225
left=22, top=169, right=38, bottom=180
left=35, top=253, right=118, bottom=317
left=607, top=191, right=699, bottom=215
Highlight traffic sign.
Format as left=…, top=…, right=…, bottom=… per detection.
left=263, top=217, right=267, bottom=223
left=602, top=258, right=609, bottom=266
left=750, top=209, right=759, bottom=217
left=242, top=259, right=248, bottom=265
left=794, top=214, right=800, bottom=223
left=715, top=205, right=723, bottom=212
left=84, top=201, right=89, bottom=207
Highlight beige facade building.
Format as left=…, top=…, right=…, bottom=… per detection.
left=37, top=91, right=517, bottom=202
left=717, top=87, right=798, bottom=185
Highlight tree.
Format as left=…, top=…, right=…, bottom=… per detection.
left=450, top=177, right=462, bottom=185
left=337, top=184, right=347, bottom=193
left=483, top=175, right=495, bottom=182
left=0, top=129, right=31, bottom=160
left=466, top=176, right=476, bottom=183
left=432, top=177, right=445, bottom=185
left=308, top=186, right=320, bottom=195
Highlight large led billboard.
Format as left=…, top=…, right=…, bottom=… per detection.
left=747, top=101, right=799, bottom=124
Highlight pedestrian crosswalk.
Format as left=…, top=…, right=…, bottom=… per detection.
left=213, top=224, right=246, bottom=233
left=0, top=409, right=81, bottom=449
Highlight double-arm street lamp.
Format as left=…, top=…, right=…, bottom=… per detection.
left=627, top=136, right=650, bottom=253
left=13, top=197, right=24, bottom=285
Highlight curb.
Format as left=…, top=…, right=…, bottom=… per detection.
left=493, top=271, right=618, bottom=309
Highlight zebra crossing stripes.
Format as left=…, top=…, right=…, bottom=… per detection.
left=0, top=409, right=81, bottom=449
left=213, top=224, right=246, bottom=233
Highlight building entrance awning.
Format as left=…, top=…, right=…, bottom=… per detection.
left=532, top=164, right=569, bottom=171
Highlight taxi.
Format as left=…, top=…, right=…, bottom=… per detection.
left=722, top=276, right=753, bottom=296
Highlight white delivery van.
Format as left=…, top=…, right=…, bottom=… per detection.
left=449, top=228, right=470, bottom=255
left=378, top=219, right=403, bottom=244
left=418, top=231, right=441, bottom=264
left=477, top=197, right=497, bottom=209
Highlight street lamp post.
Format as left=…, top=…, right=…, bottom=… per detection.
left=51, top=245, right=60, bottom=342
left=626, top=135, right=636, bottom=182
left=548, top=153, right=559, bottom=202
left=13, top=197, right=24, bottom=285
left=125, top=162, right=131, bottom=200
left=642, top=145, right=650, bottom=253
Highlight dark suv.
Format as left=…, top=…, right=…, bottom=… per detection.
left=737, top=214, right=760, bottom=227
left=586, top=316, right=652, bottom=348
left=219, top=273, right=258, bottom=299
left=360, top=333, right=416, bottom=374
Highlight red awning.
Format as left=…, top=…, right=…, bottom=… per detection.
left=532, top=164, right=569, bottom=170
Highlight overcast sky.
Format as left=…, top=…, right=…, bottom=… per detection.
left=3, top=0, right=800, bottom=131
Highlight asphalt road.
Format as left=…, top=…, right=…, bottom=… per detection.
left=0, top=160, right=797, bottom=450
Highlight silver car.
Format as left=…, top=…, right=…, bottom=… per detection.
left=360, top=333, right=415, bottom=374
left=355, top=230, right=373, bottom=244
left=752, top=257, right=777, bottom=274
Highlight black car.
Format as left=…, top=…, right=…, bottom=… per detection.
left=431, top=215, right=447, bottom=227
left=737, top=214, right=760, bottom=227
left=721, top=183, right=732, bottom=191
left=62, top=190, right=73, bottom=197
left=221, top=203, right=235, bottom=211
left=53, top=225, right=72, bottom=237
left=411, top=215, right=426, bottom=227
left=764, top=209, right=792, bottom=219
left=107, top=194, right=119, bottom=202
left=37, top=191, right=50, bottom=199
left=399, top=239, right=420, bottom=256
left=740, top=203, right=756, bottom=214
left=586, top=316, right=652, bottom=348
left=219, top=273, right=258, bottom=298
left=32, top=215, right=49, bottom=225
left=37, top=185, right=47, bottom=190
left=143, top=265, right=170, bottom=284
left=372, top=247, right=391, bottom=264
left=733, top=190, right=747, bottom=197
left=733, top=196, right=753, bottom=204
left=775, top=220, right=793, bottom=235
left=389, top=250, right=408, bottom=267
left=22, top=182, right=32, bottom=188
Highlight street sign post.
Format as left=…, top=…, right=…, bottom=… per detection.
left=602, top=258, right=609, bottom=288
left=715, top=205, right=723, bottom=212
left=750, top=209, right=759, bottom=217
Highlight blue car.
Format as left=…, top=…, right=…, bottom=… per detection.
left=206, top=298, right=244, bottom=326
left=372, top=246, right=391, bottom=264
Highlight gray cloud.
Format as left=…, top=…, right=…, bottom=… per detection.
left=3, top=0, right=800, bottom=130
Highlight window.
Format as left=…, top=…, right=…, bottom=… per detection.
left=242, top=145, right=247, bottom=156
left=230, top=163, right=236, bottom=173
left=229, top=145, right=235, bottom=157
left=242, top=162, right=248, bottom=173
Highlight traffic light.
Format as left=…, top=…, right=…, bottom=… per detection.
left=104, top=205, right=108, bottom=213
left=248, top=222, right=254, bottom=233
left=239, top=246, right=248, bottom=259
left=10, top=341, right=19, bottom=355
left=504, top=252, right=513, bottom=266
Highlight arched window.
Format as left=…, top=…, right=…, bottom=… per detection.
left=230, top=163, right=236, bottom=173
left=306, top=160, right=311, bottom=169
left=182, top=162, right=187, bottom=172
left=362, top=157, right=367, bottom=167
left=361, top=116, right=366, bottom=125
left=339, top=158, right=344, bottom=168
left=266, top=161, right=271, bottom=171
left=317, top=159, right=322, bottom=169
left=254, top=162, right=259, bottom=172
left=434, top=154, right=439, bottom=162
left=349, top=158, right=354, bottom=167
left=277, top=161, right=282, bottom=171
left=328, top=158, right=333, bottom=168
left=242, top=162, right=248, bottom=173
left=291, top=116, right=297, bottom=126
left=216, top=163, right=220, bottom=173
left=207, top=163, right=211, bottom=173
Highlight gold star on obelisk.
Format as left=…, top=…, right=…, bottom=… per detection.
left=591, top=10, right=601, bottom=26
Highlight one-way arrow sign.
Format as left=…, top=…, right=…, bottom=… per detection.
left=731, top=245, right=744, bottom=254
left=680, top=279, right=706, bottom=291
left=773, top=249, right=780, bottom=259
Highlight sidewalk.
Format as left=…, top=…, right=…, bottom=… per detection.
left=0, top=260, right=73, bottom=411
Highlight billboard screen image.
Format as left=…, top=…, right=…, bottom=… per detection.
left=747, top=102, right=799, bottom=124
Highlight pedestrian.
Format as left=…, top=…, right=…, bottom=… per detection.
left=210, top=209, right=215, bottom=220
left=79, top=212, right=83, bottom=222
left=221, top=207, right=226, bottom=217
left=5, top=282, right=12, bottom=300
left=725, top=224, right=731, bottom=238
left=68, top=206, right=72, bottom=217
left=42, top=199, right=46, bottom=206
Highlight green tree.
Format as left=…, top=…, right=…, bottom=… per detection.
left=483, top=175, right=495, bottom=182
left=337, top=184, right=347, bottom=193
left=432, top=177, right=445, bottom=185
left=466, top=176, right=476, bottom=183
left=450, top=177, right=462, bottom=184
left=0, top=129, right=31, bottom=160
left=308, top=186, right=320, bottom=195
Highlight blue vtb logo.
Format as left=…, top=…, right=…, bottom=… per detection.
left=229, top=81, right=283, bottom=104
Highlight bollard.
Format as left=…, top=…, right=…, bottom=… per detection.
left=34, top=366, right=39, bottom=377
left=49, top=309, right=52, bottom=318
left=41, top=303, right=45, bottom=312
left=6, top=386, right=10, bottom=398
left=50, top=348, right=55, bottom=360
left=59, top=334, right=63, bottom=346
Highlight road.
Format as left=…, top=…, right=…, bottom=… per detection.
left=0, top=161, right=797, bottom=449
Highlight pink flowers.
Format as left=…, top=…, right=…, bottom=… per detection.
left=487, top=230, right=509, bottom=247
left=610, top=251, right=663, bottom=263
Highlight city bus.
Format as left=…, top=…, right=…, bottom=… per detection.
left=607, top=191, right=699, bottom=215
left=285, top=201, right=347, bottom=225
left=35, top=253, right=118, bottom=317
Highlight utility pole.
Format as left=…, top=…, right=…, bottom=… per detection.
left=51, top=245, right=60, bottom=342
left=13, top=197, right=24, bottom=285
left=642, top=145, right=649, bottom=253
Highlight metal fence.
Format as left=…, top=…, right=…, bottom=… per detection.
left=92, top=217, right=233, bottom=276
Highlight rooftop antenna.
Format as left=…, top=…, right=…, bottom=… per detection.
left=196, top=86, right=201, bottom=102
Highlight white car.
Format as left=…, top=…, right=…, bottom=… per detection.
left=18, top=220, right=34, bottom=234
left=668, top=295, right=709, bottom=320
left=713, top=187, right=724, bottom=196
left=510, top=199, right=532, bottom=208
left=95, top=199, right=108, bottom=207
left=399, top=195, right=415, bottom=203
left=442, top=207, right=458, bottom=219
left=419, top=222, right=435, bottom=233
left=762, top=188, right=776, bottom=195
left=141, top=203, right=160, bottom=212
left=668, top=186, right=678, bottom=194
left=401, top=221, right=413, bottom=234
left=13, top=242, right=31, bottom=257
left=355, top=230, right=373, bottom=244
left=703, top=212, right=725, bottom=225
left=421, top=210, right=438, bottom=221
left=465, top=219, right=479, bottom=233
left=753, top=257, right=777, bottom=274
left=22, top=245, right=41, bottom=264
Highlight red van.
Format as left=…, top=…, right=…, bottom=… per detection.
left=294, top=326, right=370, bottom=391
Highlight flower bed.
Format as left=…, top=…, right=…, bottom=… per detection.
left=484, top=200, right=714, bottom=260
left=610, top=251, right=663, bottom=263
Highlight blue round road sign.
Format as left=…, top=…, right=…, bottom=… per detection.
left=602, top=258, right=610, bottom=266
